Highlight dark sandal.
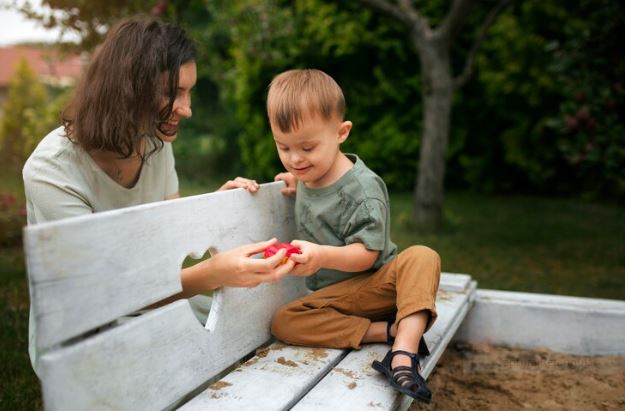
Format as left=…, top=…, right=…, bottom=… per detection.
left=385, top=318, right=431, bottom=357
left=372, top=349, right=431, bottom=403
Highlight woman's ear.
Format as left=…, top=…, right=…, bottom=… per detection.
left=337, top=121, right=353, bottom=143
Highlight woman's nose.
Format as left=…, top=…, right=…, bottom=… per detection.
left=173, top=95, right=192, bottom=118
left=174, top=104, right=192, bottom=119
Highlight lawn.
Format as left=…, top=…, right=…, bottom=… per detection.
left=1, top=175, right=624, bottom=409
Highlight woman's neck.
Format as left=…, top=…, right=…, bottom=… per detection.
left=89, top=140, right=146, bottom=188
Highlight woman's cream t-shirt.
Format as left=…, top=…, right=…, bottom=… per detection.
left=23, top=126, right=179, bottom=224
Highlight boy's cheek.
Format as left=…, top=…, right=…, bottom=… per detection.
left=278, top=154, right=289, bottom=167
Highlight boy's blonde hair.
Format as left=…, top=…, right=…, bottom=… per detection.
left=267, top=69, right=346, bottom=133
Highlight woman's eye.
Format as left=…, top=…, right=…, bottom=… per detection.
left=302, top=147, right=314, bottom=152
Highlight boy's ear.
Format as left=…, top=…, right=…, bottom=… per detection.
left=337, top=121, right=352, bottom=143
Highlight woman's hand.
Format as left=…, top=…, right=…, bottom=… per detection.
left=274, top=172, right=297, bottom=197
left=217, top=177, right=260, bottom=193
left=181, top=238, right=295, bottom=293
left=287, top=240, right=325, bottom=277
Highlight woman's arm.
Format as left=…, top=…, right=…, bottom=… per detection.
left=181, top=239, right=295, bottom=292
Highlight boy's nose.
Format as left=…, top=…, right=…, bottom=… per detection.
left=290, top=152, right=304, bottom=164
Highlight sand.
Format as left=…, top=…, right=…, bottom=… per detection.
left=410, top=343, right=625, bottom=411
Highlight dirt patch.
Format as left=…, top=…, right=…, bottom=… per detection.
left=306, top=347, right=330, bottom=362
left=209, top=380, right=232, bottom=391
left=335, top=367, right=358, bottom=379
left=276, top=356, right=298, bottom=367
left=410, top=343, right=625, bottom=411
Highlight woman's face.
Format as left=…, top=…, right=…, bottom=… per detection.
left=157, top=61, right=197, bottom=143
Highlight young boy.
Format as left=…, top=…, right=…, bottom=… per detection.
left=267, top=69, right=441, bottom=403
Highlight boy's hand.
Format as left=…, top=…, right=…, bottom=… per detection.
left=287, top=240, right=324, bottom=277
left=274, top=172, right=297, bottom=197
left=217, top=177, right=260, bottom=193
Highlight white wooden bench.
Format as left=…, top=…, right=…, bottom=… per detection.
left=24, top=182, right=476, bottom=410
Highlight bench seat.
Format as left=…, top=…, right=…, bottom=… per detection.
left=182, top=274, right=476, bottom=411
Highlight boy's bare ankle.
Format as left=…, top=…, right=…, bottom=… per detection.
left=362, top=321, right=387, bottom=343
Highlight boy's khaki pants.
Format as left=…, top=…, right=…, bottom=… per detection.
left=271, top=245, right=441, bottom=349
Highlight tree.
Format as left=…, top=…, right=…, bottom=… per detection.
left=359, top=0, right=510, bottom=229
left=17, top=0, right=154, bottom=49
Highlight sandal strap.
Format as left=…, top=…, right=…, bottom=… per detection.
left=389, top=350, right=420, bottom=370
left=392, top=365, right=426, bottom=390
left=390, top=350, right=418, bottom=361
left=373, top=348, right=432, bottom=404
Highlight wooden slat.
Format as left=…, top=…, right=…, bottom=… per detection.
left=180, top=344, right=348, bottom=411
left=439, top=272, right=472, bottom=292
left=292, top=279, right=477, bottom=411
left=24, top=182, right=294, bottom=351
left=40, top=274, right=308, bottom=411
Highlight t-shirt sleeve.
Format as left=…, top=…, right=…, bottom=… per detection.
left=23, top=163, right=92, bottom=224
left=342, top=198, right=388, bottom=251
left=164, top=143, right=179, bottom=197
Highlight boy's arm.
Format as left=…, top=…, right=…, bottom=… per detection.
left=289, top=240, right=379, bottom=277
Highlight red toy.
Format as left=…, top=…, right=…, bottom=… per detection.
left=263, top=242, right=301, bottom=264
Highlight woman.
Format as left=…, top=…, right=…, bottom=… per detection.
left=23, top=17, right=295, bottom=373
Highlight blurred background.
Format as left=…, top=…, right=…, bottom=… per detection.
left=1, top=0, right=623, bottom=408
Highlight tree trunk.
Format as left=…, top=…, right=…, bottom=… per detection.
left=413, top=40, right=453, bottom=230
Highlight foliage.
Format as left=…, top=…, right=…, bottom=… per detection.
left=0, top=59, right=45, bottom=166
left=10, top=0, right=625, bottom=198
left=544, top=0, right=625, bottom=198
left=0, top=59, right=70, bottom=169
left=189, top=0, right=423, bottom=188
left=448, top=0, right=625, bottom=199
left=18, top=0, right=153, bottom=49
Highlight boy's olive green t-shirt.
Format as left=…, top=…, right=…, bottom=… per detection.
left=295, top=153, right=397, bottom=291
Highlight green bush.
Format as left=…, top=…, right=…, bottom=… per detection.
left=0, top=58, right=72, bottom=172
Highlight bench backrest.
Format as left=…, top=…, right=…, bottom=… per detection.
left=24, top=182, right=309, bottom=410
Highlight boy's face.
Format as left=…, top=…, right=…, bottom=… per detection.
left=271, top=113, right=352, bottom=188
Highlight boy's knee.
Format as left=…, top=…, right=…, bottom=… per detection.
left=403, top=245, right=441, bottom=267
left=270, top=304, right=291, bottom=340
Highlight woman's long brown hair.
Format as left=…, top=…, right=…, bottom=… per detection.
left=62, top=17, right=196, bottom=158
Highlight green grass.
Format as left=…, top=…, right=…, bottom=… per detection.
left=391, top=192, right=625, bottom=299
left=0, top=249, right=42, bottom=410
left=1, top=173, right=624, bottom=409
left=1, top=169, right=41, bottom=410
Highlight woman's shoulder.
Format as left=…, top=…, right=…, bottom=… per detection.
left=23, top=127, right=82, bottom=179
